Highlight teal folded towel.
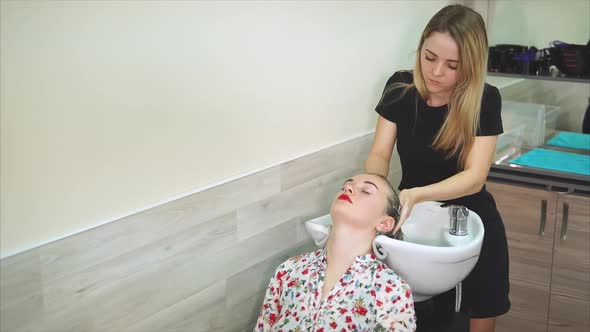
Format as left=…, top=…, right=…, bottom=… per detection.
left=546, top=131, right=590, bottom=151
left=509, top=148, right=590, bottom=176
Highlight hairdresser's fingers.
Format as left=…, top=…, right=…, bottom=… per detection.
left=395, top=191, right=407, bottom=234
left=394, top=204, right=411, bottom=235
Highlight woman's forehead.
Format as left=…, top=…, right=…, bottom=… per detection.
left=423, top=31, right=459, bottom=60
left=349, top=174, right=386, bottom=188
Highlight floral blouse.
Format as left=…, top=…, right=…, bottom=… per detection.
left=254, top=249, right=416, bottom=332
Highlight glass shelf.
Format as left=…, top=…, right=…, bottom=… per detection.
left=488, top=72, right=590, bottom=84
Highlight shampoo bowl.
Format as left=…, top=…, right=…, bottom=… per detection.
left=304, top=201, right=485, bottom=302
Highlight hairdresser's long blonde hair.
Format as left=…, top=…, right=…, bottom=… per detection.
left=416, top=5, right=488, bottom=169
left=381, top=5, right=488, bottom=169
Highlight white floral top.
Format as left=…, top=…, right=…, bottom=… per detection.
left=254, top=249, right=416, bottom=332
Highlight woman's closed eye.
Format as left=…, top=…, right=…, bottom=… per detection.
left=425, top=55, right=457, bottom=70
left=340, top=188, right=369, bottom=194
left=361, top=187, right=374, bottom=194
left=340, top=187, right=372, bottom=194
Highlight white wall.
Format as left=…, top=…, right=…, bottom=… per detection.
left=0, top=0, right=455, bottom=258
left=488, top=0, right=589, bottom=48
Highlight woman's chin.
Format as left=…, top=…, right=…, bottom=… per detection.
left=430, top=83, right=456, bottom=96
left=330, top=206, right=358, bottom=224
left=426, top=84, right=446, bottom=94
left=329, top=204, right=345, bottom=220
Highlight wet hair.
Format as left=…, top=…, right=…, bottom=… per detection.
left=368, top=173, right=404, bottom=240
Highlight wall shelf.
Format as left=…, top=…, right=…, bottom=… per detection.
left=488, top=72, right=590, bottom=84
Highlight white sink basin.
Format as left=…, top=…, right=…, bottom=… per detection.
left=304, top=201, right=485, bottom=302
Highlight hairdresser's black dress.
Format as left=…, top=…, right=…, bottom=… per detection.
left=375, top=70, right=510, bottom=319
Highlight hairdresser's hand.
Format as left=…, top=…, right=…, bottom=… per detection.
left=395, top=188, right=421, bottom=235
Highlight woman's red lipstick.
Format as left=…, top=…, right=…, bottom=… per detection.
left=338, top=194, right=352, bottom=203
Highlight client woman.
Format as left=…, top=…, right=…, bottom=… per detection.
left=255, top=173, right=416, bottom=331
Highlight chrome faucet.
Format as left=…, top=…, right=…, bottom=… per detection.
left=449, top=205, right=469, bottom=236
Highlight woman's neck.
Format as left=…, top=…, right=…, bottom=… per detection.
left=325, top=224, right=374, bottom=267
left=427, top=90, right=451, bottom=107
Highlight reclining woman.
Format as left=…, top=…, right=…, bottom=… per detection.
left=254, top=173, right=416, bottom=332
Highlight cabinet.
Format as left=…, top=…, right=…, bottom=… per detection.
left=548, top=193, right=590, bottom=332
left=486, top=182, right=557, bottom=332
left=486, top=181, right=590, bottom=332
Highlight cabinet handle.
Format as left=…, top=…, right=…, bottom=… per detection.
left=538, top=199, right=547, bottom=236
left=560, top=202, right=569, bottom=240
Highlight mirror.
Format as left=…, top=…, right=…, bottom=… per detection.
left=486, top=0, right=590, bottom=134
left=488, top=0, right=588, bottom=50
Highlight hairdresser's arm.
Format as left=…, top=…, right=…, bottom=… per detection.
left=365, top=116, right=397, bottom=177
left=395, top=135, right=497, bottom=233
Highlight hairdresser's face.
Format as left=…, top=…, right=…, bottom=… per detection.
left=420, top=31, right=460, bottom=96
left=330, top=174, right=389, bottom=230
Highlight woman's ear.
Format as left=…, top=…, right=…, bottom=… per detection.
left=377, top=216, right=395, bottom=233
